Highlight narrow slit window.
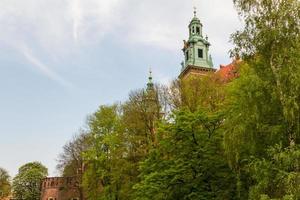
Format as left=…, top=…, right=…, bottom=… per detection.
left=186, top=51, right=189, bottom=60
left=198, top=49, right=203, bottom=58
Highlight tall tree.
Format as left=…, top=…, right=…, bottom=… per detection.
left=0, top=167, right=11, bottom=198
left=134, top=76, right=237, bottom=200
left=82, top=84, right=167, bottom=199
left=57, top=130, right=90, bottom=200
left=82, top=104, right=128, bottom=200
left=231, top=0, right=300, bottom=146
left=12, top=162, right=48, bottom=200
left=224, top=0, right=300, bottom=199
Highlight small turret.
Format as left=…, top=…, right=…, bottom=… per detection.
left=188, top=7, right=203, bottom=39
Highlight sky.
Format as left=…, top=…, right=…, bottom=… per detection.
left=0, top=0, right=242, bottom=177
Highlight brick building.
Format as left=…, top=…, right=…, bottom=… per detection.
left=40, top=177, right=81, bottom=200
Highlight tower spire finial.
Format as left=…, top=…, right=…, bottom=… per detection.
left=149, top=67, right=152, bottom=83
left=147, top=67, right=154, bottom=91
left=193, top=6, right=197, bottom=17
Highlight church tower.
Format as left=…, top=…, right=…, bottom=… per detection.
left=179, top=8, right=216, bottom=79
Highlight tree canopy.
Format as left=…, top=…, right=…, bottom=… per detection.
left=12, top=162, right=48, bottom=200
left=0, top=167, right=11, bottom=198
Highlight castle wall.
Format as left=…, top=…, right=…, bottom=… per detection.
left=40, top=177, right=81, bottom=200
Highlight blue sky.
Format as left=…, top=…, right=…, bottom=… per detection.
left=0, top=0, right=241, bottom=177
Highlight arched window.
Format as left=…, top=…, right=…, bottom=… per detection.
left=196, top=27, right=200, bottom=34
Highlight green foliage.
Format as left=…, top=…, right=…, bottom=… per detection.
left=134, top=109, right=237, bottom=200
left=80, top=86, right=165, bottom=199
left=0, top=167, right=11, bottom=198
left=12, top=162, right=48, bottom=200
left=231, top=0, right=300, bottom=144
left=133, top=76, right=237, bottom=200
left=224, top=0, right=300, bottom=198
left=83, top=104, right=131, bottom=200
left=248, top=145, right=300, bottom=199
left=176, top=75, right=226, bottom=112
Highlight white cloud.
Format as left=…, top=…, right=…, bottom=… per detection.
left=67, top=0, right=123, bottom=44
left=0, top=0, right=241, bottom=51
left=0, top=0, right=242, bottom=81
left=19, top=44, right=74, bottom=88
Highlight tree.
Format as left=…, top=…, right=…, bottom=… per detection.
left=12, top=162, right=48, bottom=200
left=0, top=167, right=11, bottom=198
left=82, top=104, right=127, bottom=200
left=134, top=109, right=237, bottom=200
left=231, top=0, right=300, bottom=146
left=57, top=130, right=90, bottom=200
left=134, top=76, right=237, bottom=200
left=224, top=0, right=300, bottom=198
left=81, top=84, right=168, bottom=199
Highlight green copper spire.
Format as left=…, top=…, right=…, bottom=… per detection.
left=182, top=8, right=214, bottom=70
left=147, top=68, right=154, bottom=91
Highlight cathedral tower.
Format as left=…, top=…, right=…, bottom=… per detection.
left=179, top=8, right=216, bottom=79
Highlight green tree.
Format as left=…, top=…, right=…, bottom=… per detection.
left=82, top=84, right=166, bottom=200
left=12, top=162, right=48, bottom=200
left=134, top=108, right=237, bottom=200
left=224, top=0, right=300, bottom=198
left=0, top=167, right=11, bottom=198
left=82, top=104, right=128, bottom=200
left=231, top=0, right=300, bottom=146
left=134, top=76, right=237, bottom=200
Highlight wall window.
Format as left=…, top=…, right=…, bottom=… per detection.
left=196, top=27, right=200, bottom=34
left=198, top=49, right=203, bottom=58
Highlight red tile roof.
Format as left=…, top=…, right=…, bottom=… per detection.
left=217, top=59, right=240, bottom=82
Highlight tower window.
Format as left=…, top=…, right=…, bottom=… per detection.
left=186, top=50, right=189, bottom=61
left=196, top=27, right=200, bottom=34
left=198, top=49, right=203, bottom=58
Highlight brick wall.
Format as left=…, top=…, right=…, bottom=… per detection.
left=40, top=177, right=81, bottom=200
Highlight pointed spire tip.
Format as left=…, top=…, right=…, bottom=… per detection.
left=193, top=6, right=197, bottom=17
